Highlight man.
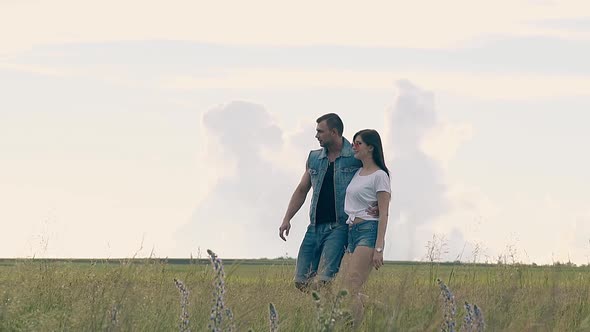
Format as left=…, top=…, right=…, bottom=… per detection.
left=279, top=113, right=363, bottom=291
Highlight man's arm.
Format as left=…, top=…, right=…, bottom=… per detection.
left=279, top=167, right=312, bottom=241
left=366, top=201, right=380, bottom=217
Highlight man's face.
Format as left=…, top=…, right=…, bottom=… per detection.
left=315, top=120, right=336, bottom=147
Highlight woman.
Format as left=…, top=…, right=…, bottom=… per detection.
left=342, top=129, right=391, bottom=325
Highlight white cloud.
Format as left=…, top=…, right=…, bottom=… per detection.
left=7, top=59, right=590, bottom=100
left=432, top=184, right=503, bottom=261
left=0, top=62, right=71, bottom=77
left=422, top=121, right=473, bottom=169
left=434, top=185, right=590, bottom=265
left=162, top=69, right=590, bottom=99
left=176, top=101, right=304, bottom=258
left=377, top=80, right=590, bottom=265
left=2, top=0, right=590, bottom=54
left=264, top=120, right=318, bottom=176
left=382, top=80, right=452, bottom=259
left=0, top=61, right=154, bottom=91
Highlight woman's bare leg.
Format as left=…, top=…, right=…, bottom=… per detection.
left=343, top=246, right=374, bottom=326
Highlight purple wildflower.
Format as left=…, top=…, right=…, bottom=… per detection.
left=473, top=304, right=485, bottom=331
left=269, top=303, right=279, bottom=332
left=437, top=278, right=456, bottom=332
left=207, top=249, right=234, bottom=332
left=174, top=278, right=191, bottom=332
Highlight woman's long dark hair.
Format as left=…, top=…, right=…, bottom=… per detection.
left=353, top=129, right=389, bottom=176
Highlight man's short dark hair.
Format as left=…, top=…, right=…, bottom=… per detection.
left=316, top=113, right=344, bottom=136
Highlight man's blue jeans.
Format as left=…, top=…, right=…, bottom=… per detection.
left=294, top=222, right=348, bottom=284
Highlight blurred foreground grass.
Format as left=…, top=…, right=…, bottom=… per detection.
left=1, top=258, right=589, bottom=331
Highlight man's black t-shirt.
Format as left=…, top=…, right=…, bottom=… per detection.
left=315, top=161, right=336, bottom=224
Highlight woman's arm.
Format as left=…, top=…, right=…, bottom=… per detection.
left=373, top=191, right=391, bottom=269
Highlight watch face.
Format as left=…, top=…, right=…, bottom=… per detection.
left=376, top=248, right=383, bottom=253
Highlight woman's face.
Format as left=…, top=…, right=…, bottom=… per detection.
left=352, top=135, right=373, bottom=160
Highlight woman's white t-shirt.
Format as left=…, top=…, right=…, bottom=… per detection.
left=344, top=168, right=391, bottom=225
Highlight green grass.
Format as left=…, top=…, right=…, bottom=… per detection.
left=1, top=259, right=589, bottom=331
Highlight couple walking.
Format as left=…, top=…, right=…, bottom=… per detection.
left=279, top=113, right=391, bottom=324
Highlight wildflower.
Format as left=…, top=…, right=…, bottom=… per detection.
left=463, top=301, right=473, bottom=330
left=269, top=303, right=279, bottom=332
left=460, top=301, right=485, bottom=332
left=207, top=249, right=234, bottom=332
left=174, top=278, right=191, bottom=332
left=437, top=278, right=456, bottom=332
left=106, top=304, right=118, bottom=332
left=472, top=304, right=485, bottom=331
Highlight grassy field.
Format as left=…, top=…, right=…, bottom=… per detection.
left=1, top=258, right=590, bottom=331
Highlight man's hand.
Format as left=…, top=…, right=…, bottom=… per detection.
left=279, top=220, right=291, bottom=241
left=366, top=203, right=380, bottom=217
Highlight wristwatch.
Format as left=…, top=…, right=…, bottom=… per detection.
left=375, top=247, right=383, bottom=253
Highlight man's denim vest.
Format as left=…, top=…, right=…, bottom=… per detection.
left=307, top=137, right=362, bottom=225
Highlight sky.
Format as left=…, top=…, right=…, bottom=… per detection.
left=1, top=0, right=590, bottom=264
